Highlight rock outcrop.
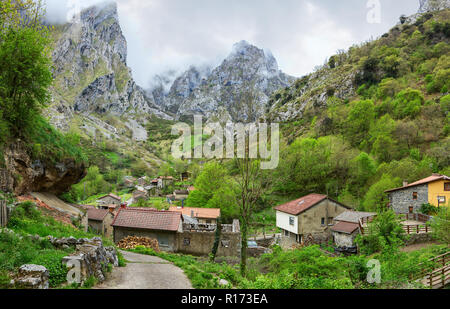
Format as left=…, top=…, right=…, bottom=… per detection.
left=418, top=0, right=450, bottom=13
left=61, top=237, right=119, bottom=284
left=0, top=141, right=86, bottom=196
left=11, top=265, right=50, bottom=289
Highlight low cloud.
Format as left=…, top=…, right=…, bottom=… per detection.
left=43, top=0, right=419, bottom=89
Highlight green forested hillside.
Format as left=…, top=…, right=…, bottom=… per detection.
left=265, top=9, right=450, bottom=211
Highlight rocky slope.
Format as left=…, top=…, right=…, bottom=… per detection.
left=48, top=2, right=171, bottom=141
left=152, top=41, right=295, bottom=122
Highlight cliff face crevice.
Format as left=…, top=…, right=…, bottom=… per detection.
left=0, top=141, right=86, bottom=196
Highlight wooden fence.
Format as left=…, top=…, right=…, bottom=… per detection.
left=413, top=252, right=450, bottom=289
left=0, top=200, right=8, bottom=228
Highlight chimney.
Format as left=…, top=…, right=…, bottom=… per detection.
left=120, top=203, right=127, bottom=209
left=191, top=210, right=194, bottom=218
left=403, top=181, right=408, bottom=187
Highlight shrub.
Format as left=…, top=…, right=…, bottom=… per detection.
left=30, top=250, right=69, bottom=288
left=393, top=88, right=424, bottom=119
left=420, top=203, right=439, bottom=216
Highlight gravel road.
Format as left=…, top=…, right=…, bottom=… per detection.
left=94, top=250, right=193, bottom=289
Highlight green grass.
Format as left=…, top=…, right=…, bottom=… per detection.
left=0, top=201, right=119, bottom=289
left=128, top=242, right=449, bottom=289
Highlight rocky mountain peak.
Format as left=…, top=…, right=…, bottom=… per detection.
left=154, top=41, right=295, bottom=122
left=418, top=0, right=450, bottom=13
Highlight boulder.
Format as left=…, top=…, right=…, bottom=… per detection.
left=12, top=265, right=49, bottom=289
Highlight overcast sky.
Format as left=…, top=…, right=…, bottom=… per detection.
left=44, top=0, right=420, bottom=89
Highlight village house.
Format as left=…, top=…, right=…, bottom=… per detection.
left=122, top=176, right=136, bottom=188
left=169, top=206, right=221, bottom=225
left=173, top=190, right=189, bottom=201
left=385, top=174, right=450, bottom=214
left=97, top=193, right=122, bottom=207
left=87, top=208, right=115, bottom=238
left=112, top=208, right=183, bottom=251
left=274, top=194, right=351, bottom=248
left=331, top=211, right=377, bottom=249
left=133, top=189, right=149, bottom=203
left=159, top=176, right=174, bottom=187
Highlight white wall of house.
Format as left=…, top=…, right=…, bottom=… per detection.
left=276, top=211, right=298, bottom=235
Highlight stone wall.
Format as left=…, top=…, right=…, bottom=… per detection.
left=10, top=237, right=118, bottom=289
left=333, top=231, right=358, bottom=248
left=389, top=184, right=428, bottom=213
left=176, top=231, right=241, bottom=257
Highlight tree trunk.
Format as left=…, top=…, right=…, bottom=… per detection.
left=210, top=217, right=222, bottom=262
left=240, top=217, right=248, bottom=276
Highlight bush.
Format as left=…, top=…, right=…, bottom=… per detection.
left=420, top=203, right=439, bottom=216
left=30, top=250, right=69, bottom=287
left=356, top=210, right=406, bottom=255
left=393, top=89, right=424, bottom=119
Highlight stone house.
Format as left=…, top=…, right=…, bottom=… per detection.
left=331, top=211, right=376, bottom=248
left=173, top=190, right=189, bottom=201
left=122, top=176, right=136, bottom=188
left=385, top=174, right=450, bottom=214
left=133, top=189, right=148, bottom=202
left=159, top=176, right=174, bottom=187
left=97, top=194, right=122, bottom=207
left=169, top=206, right=221, bottom=225
left=112, top=208, right=183, bottom=251
left=274, top=194, right=351, bottom=248
left=87, top=208, right=115, bottom=238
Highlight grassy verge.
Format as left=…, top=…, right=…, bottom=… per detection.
left=0, top=201, right=118, bottom=288
left=128, top=242, right=448, bottom=289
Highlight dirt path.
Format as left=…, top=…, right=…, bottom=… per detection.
left=94, top=250, right=193, bottom=289
left=401, top=242, right=439, bottom=253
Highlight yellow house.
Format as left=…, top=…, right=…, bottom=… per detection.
left=386, top=174, right=450, bottom=213
left=428, top=177, right=450, bottom=207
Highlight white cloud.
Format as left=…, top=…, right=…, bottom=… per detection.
left=43, top=0, right=420, bottom=88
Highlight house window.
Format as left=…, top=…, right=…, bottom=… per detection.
left=445, top=183, right=450, bottom=191
left=321, top=218, right=325, bottom=226
left=183, top=238, right=191, bottom=246
left=157, top=234, right=169, bottom=247
left=409, top=206, right=414, bottom=214
left=437, top=196, right=446, bottom=205
left=289, top=217, right=295, bottom=226
left=413, top=192, right=418, bottom=200
left=327, top=217, right=334, bottom=225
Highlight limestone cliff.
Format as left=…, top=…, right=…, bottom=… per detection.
left=0, top=141, right=86, bottom=196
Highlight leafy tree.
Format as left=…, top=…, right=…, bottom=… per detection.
left=185, top=162, right=238, bottom=221
left=356, top=210, right=406, bottom=255
left=362, top=174, right=401, bottom=211
left=0, top=0, right=52, bottom=135
left=345, top=100, right=375, bottom=147
left=392, top=89, right=424, bottom=119
left=430, top=206, right=450, bottom=245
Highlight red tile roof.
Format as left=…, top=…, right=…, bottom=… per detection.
left=331, top=221, right=360, bottom=234
left=385, top=174, right=450, bottom=193
left=88, top=208, right=109, bottom=221
left=274, top=194, right=349, bottom=216
left=112, top=208, right=182, bottom=232
left=169, top=206, right=221, bottom=219
left=99, top=193, right=122, bottom=201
